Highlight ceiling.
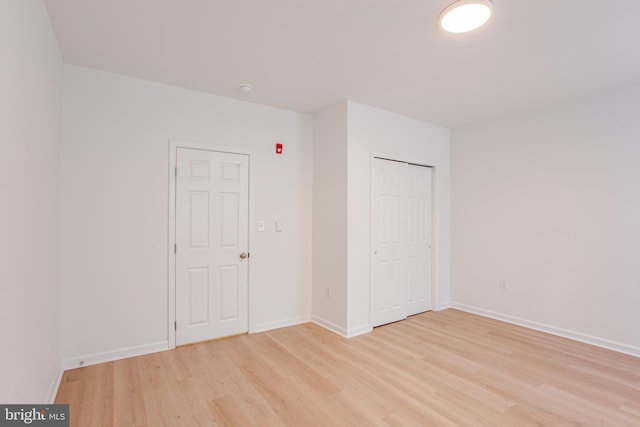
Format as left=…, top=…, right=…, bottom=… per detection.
left=44, top=0, right=640, bottom=128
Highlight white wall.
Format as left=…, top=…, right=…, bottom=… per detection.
left=311, top=102, right=349, bottom=333
left=451, top=83, right=640, bottom=355
left=0, top=0, right=63, bottom=402
left=60, top=66, right=313, bottom=366
left=347, top=102, right=451, bottom=335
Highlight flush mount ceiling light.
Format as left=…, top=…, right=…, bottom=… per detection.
left=439, top=0, right=494, bottom=33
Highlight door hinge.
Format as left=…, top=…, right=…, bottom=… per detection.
left=174, top=244, right=177, bottom=254
left=175, top=167, right=177, bottom=177
left=174, top=321, right=177, bottom=330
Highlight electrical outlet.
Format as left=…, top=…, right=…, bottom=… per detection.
left=499, top=280, right=509, bottom=291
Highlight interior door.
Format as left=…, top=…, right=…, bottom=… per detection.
left=175, top=148, right=249, bottom=345
left=406, top=164, right=432, bottom=315
left=372, top=158, right=408, bottom=327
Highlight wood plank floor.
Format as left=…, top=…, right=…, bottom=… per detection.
left=55, top=309, right=640, bottom=426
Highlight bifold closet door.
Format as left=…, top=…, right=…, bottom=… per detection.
left=372, top=158, right=432, bottom=327
left=406, top=164, right=432, bottom=316
left=372, top=159, right=408, bottom=327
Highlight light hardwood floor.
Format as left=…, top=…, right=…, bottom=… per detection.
left=55, top=309, right=640, bottom=426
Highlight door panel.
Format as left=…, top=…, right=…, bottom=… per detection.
left=176, top=148, right=249, bottom=345
left=188, top=267, right=209, bottom=325
left=406, top=164, right=432, bottom=315
left=220, top=265, right=240, bottom=320
left=221, top=193, right=239, bottom=247
left=372, top=158, right=408, bottom=327
left=189, top=192, right=209, bottom=248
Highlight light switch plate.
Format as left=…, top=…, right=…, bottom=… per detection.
left=276, top=221, right=283, bottom=232
left=258, top=220, right=265, bottom=232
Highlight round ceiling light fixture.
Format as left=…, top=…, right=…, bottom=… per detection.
left=439, top=0, right=494, bottom=33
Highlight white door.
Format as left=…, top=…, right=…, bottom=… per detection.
left=372, top=159, right=433, bottom=327
left=175, top=148, right=249, bottom=345
left=406, top=164, right=432, bottom=316
left=372, top=158, right=408, bottom=327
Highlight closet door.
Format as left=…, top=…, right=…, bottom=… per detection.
left=372, top=159, right=432, bottom=327
left=406, top=164, right=432, bottom=316
left=372, top=158, right=408, bottom=327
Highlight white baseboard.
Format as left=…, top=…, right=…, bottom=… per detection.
left=311, top=315, right=348, bottom=338
left=46, top=360, right=64, bottom=404
left=310, top=318, right=372, bottom=339
left=347, top=324, right=373, bottom=338
left=435, top=301, right=450, bottom=311
left=251, top=315, right=311, bottom=334
left=450, top=302, right=640, bottom=359
left=62, top=341, right=169, bottom=370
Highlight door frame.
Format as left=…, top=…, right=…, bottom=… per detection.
left=168, top=139, right=255, bottom=349
left=369, top=153, right=438, bottom=328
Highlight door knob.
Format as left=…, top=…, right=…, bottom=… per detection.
left=239, top=252, right=248, bottom=259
